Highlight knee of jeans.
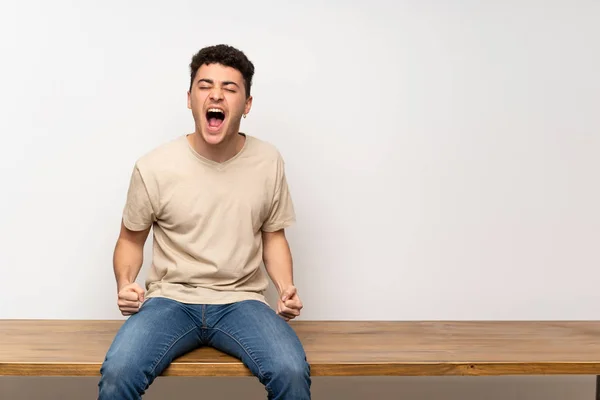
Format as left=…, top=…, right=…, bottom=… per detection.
left=267, top=355, right=311, bottom=382
left=99, top=354, right=149, bottom=393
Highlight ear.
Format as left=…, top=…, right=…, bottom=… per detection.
left=187, top=91, right=192, bottom=110
left=244, top=95, right=253, bottom=115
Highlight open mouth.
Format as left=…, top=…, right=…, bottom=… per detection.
left=206, top=108, right=226, bottom=130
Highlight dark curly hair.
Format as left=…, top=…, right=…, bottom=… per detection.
left=189, top=44, right=255, bottom=98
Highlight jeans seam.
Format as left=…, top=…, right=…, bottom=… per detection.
left=147, top=325, right=198, bottom=386
left=209, top=327, right=266, bottom=382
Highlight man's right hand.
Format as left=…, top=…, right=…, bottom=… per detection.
left=117, top=282, right=145, bottom=316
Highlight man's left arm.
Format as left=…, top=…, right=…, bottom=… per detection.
left=262, top=229, right=303, bottom=321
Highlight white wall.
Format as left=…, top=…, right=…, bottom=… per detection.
left=1, top=0, right=599, bottom=398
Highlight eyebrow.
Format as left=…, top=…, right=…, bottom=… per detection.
left=197, top=79, right=240, bottom=88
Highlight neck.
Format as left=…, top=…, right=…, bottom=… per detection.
left=189, top=131, right=245, bottom=163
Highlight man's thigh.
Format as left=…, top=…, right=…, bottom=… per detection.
left=205, top=300, right=308, bottom=379
left=101, top=297, right=202, bottom=377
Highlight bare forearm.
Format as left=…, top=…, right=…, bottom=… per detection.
left=113, top=238, right=144, bottom=291
left=262, top=230, right=294, bottom=295
left=113, top=221, right=150, bottom=292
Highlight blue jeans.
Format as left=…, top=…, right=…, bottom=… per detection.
left=98, top=297, right=311, bottom=399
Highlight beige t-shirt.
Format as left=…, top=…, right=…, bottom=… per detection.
left=122, top=133, right=296, bottom=305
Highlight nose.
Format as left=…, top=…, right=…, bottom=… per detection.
left=209, top=87, right=224, bottom=101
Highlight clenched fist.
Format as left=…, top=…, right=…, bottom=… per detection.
left=117, top=282, right=145, bottom=316
left=277, top=285, right=303, bottom=322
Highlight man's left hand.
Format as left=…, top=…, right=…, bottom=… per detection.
left=277, top=285, right=303, bottom=321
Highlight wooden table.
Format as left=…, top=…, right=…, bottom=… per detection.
left=2, top=320, right=600, bottom=397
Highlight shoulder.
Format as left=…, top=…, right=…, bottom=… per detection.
left=245, top=134, right=285, bottom=164
left=134, top=135, right=188, bottom=173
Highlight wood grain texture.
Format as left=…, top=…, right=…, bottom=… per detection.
left=2, top=320, right=600, bottom=377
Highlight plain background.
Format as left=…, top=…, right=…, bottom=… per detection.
left=1, top=0, right=599, bottom=398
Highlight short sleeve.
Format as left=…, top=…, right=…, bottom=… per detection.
left=262, top=155, right=296, bottom=232
left=122, top=165, right=157, bottom=231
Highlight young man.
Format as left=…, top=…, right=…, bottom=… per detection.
left=98, top=44, right=311, bottom=400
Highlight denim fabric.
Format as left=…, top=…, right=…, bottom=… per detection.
left=98, top=297, right=311, bottom=399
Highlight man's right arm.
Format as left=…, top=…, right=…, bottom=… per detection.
left=113, top=220, right=151, bottom=315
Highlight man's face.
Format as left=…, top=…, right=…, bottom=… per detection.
left=187, top=63, right=252, bottom=146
